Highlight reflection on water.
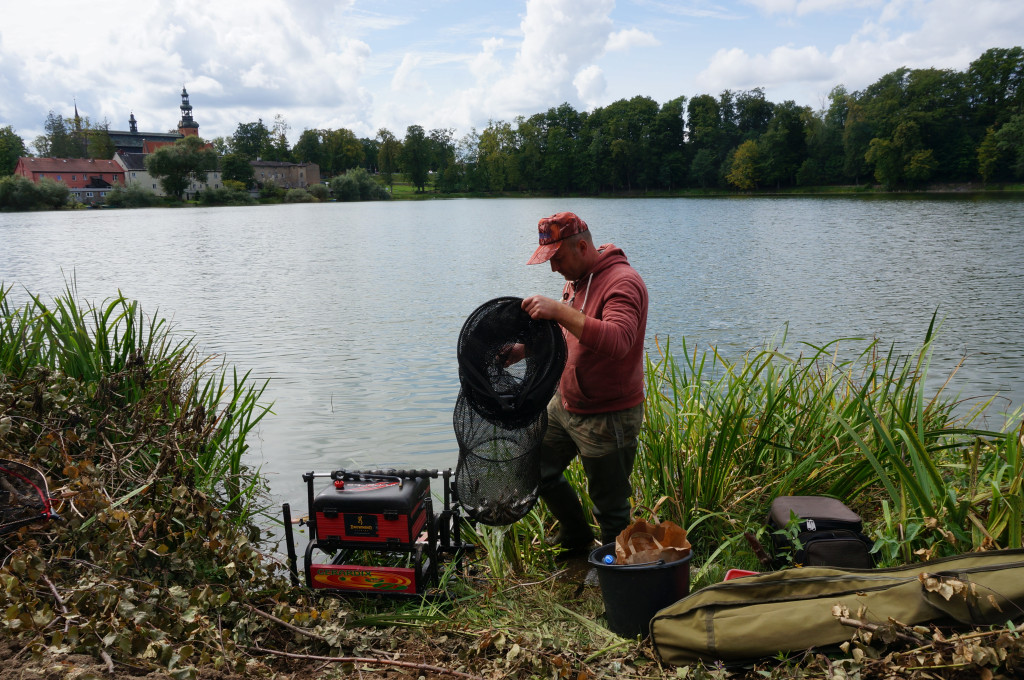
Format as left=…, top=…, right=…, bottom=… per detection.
left=3, top=196, right=1023, bottom=509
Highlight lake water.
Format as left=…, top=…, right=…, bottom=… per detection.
left=2, top=195, right=1023, bottom=509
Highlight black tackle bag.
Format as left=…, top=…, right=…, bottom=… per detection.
left=767, top=496, right=875, bottom=569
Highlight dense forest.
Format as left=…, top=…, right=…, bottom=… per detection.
left=4, top=46, right=1023, bottom=195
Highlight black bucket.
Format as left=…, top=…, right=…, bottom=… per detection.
left=588, top=543, right=692, bottom=638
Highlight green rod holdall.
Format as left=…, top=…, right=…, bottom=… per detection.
left=651, top=548, right=1024, bottom=666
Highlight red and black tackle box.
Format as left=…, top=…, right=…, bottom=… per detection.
left=284, top=468, right=474, bottom=597
left=313, top=473, right=430, bottom=549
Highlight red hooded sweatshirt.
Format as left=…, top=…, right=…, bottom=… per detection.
left=558, top=244, right=648, bottom=414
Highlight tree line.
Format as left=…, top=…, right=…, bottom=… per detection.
left=4, top=46, right=1023, bottom=193
left=231, top=46, right=1024, bottom=193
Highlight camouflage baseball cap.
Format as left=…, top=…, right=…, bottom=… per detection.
left=526, top=212, right=589, bottom=265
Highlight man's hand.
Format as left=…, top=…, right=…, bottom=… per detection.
left=521, top=295, right=562, bottom=321
left=522, top=295, right=586, bottom=339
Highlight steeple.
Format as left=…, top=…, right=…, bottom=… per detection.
left=129, top=112, right=138, bottom=134
left=178, top=86, right=200, bottom=137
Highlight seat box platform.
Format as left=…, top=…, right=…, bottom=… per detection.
left=313, top=476, right=429, bottom=547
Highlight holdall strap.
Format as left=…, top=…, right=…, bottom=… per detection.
left=919, top=570, right=1024, bottom=626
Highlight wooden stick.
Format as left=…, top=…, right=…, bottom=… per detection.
left=837, top=616, right=927, bottom=645
left=246, top=646, right=486, bottom=680
left=99, top=649, right=114, bottom=674
left=743, top=531, right=772, bottom=567
left=243, top=603, right=328, bottom=643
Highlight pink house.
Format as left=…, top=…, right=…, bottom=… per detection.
left=14, top=157, right=125, bottom=203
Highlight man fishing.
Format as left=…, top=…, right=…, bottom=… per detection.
left=522, top=211, right=649, bottom=558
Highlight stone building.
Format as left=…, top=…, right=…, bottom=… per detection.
left=250, top=160, right=320, bottom=189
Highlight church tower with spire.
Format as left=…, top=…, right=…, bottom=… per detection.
left=178, top=86, right=200, bottom=137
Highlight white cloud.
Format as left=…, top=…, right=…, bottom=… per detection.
left=606, top=28, right=660, bottom=52
left=482, top=0, right=615, bottom=117
left=469, top=37, right=506, bottom=81
left=698, top=44, right=836, bottom=91
left=392, top=54, right=423, bottom=91
left=4, top=0, right=1023, bottom=145
left=574, top=65, right=607, bottom=108
left=638, top=0, right=745, bottom=20
left=743, top=0, right=883, bottom=16
left=694, top=0, right=1024, bottom=106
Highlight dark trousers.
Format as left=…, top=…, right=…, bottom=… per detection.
left=538, top=395, right=642, bottom=545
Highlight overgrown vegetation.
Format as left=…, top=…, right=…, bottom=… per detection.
left=2, top=287, right=1023, bottom=678
left=104, top=183, right=161, bottom=208
left=0, top=174, right=70, bottom=210
left=630, top=321, right=1023, bottom=580
left=329, top=167, right=391, bottom=201
left=197, top=185, right=257, bottom=206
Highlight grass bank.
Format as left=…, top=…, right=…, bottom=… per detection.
left=2, top=287, right=1023, bottom=678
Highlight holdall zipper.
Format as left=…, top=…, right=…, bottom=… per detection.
left=799, top=518, right=863, bottom=533
left=770, top=517, right=864, bottom=533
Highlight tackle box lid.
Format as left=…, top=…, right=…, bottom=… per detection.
left=313, top=475, right=429, bottom=514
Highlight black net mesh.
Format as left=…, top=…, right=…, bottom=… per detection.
left=453, top=391, right=546, bottom=526
left=456, top=297, right=566, bottom=429
left=453, top=297, right=566, bottom=526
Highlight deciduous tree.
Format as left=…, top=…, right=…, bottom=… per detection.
left=294, top=129, right=325, bottom=167
left=41, top=111, right=79, bottom=158
left=0, top=126, right=27, bottom=175
left=726, top=140, right=760, bottom=190
left=220, top=153, right=255, bottom=188
left=376, top=128, right=401, bottom=192
left=145, top=136, right=217, bottom=200
left=401, top=125, right=430, bottom=192
left=995, top=114, right=1024, bottom=179
left=322, top=128, right=363, bottom=176
left=86, top=121, right=116, bottom=160
left=232, top=120, right=272, bottom=161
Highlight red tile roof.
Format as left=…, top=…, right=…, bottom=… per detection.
left=17, top=157, right=123, bottom=174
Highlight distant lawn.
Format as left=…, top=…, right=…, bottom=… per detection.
left=377, top=176, right=437, bottom=199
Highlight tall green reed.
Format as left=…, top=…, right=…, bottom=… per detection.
left=449, top=318, right=1022, bottom=583
left=0, top=283, right=271, bottom=517
left=634, top=321, right=1023, bottom=568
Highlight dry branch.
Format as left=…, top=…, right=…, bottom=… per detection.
left=247, top=646, right=486, bottom=679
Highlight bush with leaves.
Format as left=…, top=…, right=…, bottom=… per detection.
left=329, top=168, right=390, bottom=201
left=284, top=188, right=314, bottom=203
left=198, top=186, right=257, bottom=206
left=257, top=182, right=286, bottom=200
left=307, top=183, right=329, bottom=201
left=0, top=175, right=70, bottom=210
left=0, top=285, right=295, bottom=675
left=104, top=183, right=160, bottom=208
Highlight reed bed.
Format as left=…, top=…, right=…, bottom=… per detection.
left=0, top=282, right=270, bottom=514
left=479, top=317, right=1024, bottom=588
left=634, top=320, right=1024, bottom=579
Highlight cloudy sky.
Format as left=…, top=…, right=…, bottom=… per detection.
left=2, top=0, right=1022, bottom=151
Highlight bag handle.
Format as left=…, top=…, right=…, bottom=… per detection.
left=626, top=532, right=664, bottom=557
left=632, top=504, right=661, bottom=525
